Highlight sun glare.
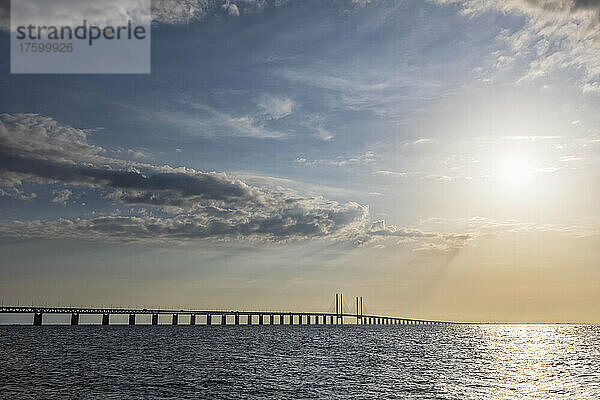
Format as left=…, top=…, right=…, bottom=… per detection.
left=500, top=159, right=532, bottom=185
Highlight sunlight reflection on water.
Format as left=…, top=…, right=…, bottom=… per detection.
left=478, top=325, right=599, bottom=399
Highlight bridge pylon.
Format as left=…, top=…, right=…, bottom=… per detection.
left=355, top=296, right=364, bottom=324
left=335, top=293, right=344, bottom=324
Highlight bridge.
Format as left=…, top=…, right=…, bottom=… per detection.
left=0, top=294, right=457, bottom=326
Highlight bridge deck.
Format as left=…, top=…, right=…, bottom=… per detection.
left=0, top=306, right=455, bottom=325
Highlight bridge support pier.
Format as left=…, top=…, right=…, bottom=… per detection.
left=152, top=313, right=159, bottom=325
left=280, top=314, right=284, bottom=325
left=247, top=315, right=252, bottom=325
left=33, top=312, right=42, bottom=326
left=259, top=314, right=263, bottom=325
left=289, top=314, right=293, bottom=325
left=298, top=314, right=302, bottom=325
left=270, top=314, right=274, bottom=325
left=206, top=314, right=212, bottom=325
left=221, top=314, right=226, bottom=325
left=235, top=313, right=239, bottom=325
left=190, top=314, right=196, bottom=325
left=71, top=313, right=79, bottom=325
left=129, top=314, right=136, bottom=325
left=172, top=314, right=178, bottom=325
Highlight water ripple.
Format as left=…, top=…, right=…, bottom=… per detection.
left=1, top=325, right=600, bottom=399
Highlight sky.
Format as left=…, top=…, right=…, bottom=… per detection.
left=1, top=0, right=599, bottom=323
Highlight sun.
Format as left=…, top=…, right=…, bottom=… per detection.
left=500, top=159, right=532, bottom=185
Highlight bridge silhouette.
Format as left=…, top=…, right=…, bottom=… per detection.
left=0, top=294, right=456, bottom=326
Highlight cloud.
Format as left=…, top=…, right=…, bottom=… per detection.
left=0, top=0, right=279, bottom=31
left=374, top=170, right=407, bottom=178
left=295, top=151, right=376, bottom=167
left=434, top=0, right=600, bottom=90
left=421, top=215, right=600, bottom=240
left=222, top=2, right=240, bottom=17
left=302, top=115, right=334, bottom=141
left=0, top=201, right=368, bottom=244
left=153, top=101, right=290, bottom=139
left=0, top=113, right=103, bottom=163
left=3, top=0, right=152, bottom=32
left=0, top=186, right=37, bottom=201
left=51, top=189, right=72, bottom=204
left=366, top=219, right=473, bottom=252
left=0, top=113, right=370, bottom=243
left=258, top=96, right=295, bottom=120
left=279, top=68, right=415, bottom=122
left=412, top=138, right=432, bottom=145
left=368, top=219, right=437, bottom=239
left=152, top=0, right=274, bottom=24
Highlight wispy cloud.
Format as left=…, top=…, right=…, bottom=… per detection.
left=434, top=0, right=600, bottom=90
left=373, top=170, right=407, bottom=178
left=295, top=151, right=376, bottom=166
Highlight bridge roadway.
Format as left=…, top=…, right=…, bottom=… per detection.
left=0, top=306, right=455, bottom=326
